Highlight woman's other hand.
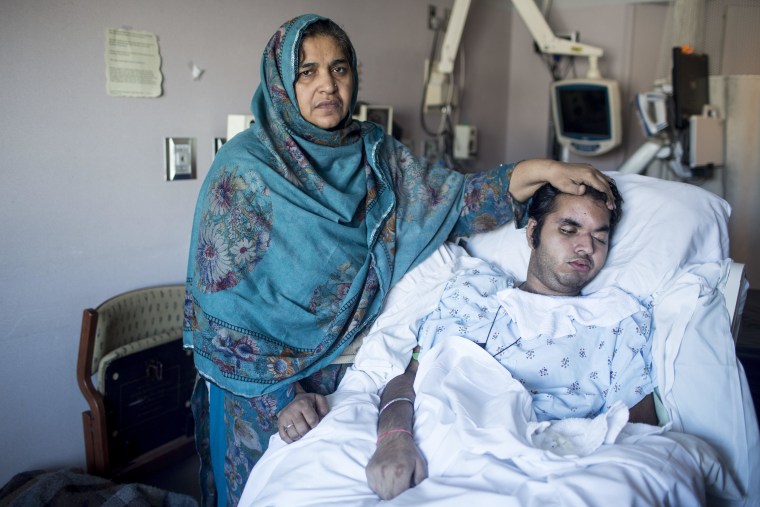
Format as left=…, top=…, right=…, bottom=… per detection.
left=276, top=382, right=330, bottom=443
left=509, top=159, right=615, bottom=209
left=366, top=432, right=427, bottom=500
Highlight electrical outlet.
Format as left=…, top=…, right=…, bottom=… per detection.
left=165, top=137, right=196, bottom=181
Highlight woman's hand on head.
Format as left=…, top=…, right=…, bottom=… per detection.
left=276, top=385, right=330, bottom=444
left=510, top=159, right=615, bottom=210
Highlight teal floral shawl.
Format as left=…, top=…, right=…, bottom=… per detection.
left=184, top=14, right=516, bottom=397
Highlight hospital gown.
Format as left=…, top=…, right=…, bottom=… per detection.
left=416, top=264, right=655, bottom=421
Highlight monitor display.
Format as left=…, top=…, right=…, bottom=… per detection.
left=672, top=48, right=709, bottom=130
left=352, top=104, right=393, bottom=135
left=550, top=78, right=622, bottom=156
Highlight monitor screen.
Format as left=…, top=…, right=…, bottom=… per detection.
left=550, top=78, right=622, bottom=156
left=352, top=104, right=393, bottom=135
left=556, top=86, right=611, bottom=138
left=672, top=48, right=709, bottom=130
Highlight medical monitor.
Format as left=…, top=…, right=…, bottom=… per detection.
left=550, top=78, right=622, bottom=156
left=353, top=104, right=393, bottom=135
left=672, top=47, right=709, bottom=130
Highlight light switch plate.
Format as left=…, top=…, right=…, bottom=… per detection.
left=165, top=137, right=196, bottom=181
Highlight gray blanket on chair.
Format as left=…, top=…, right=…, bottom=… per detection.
left=0, top=468, right=197, bottom=507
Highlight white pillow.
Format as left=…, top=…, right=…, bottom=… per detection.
left=463, top=172, right=731, bottom=298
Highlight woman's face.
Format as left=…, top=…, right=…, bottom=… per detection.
left=295, top=35, right=353, bottom=130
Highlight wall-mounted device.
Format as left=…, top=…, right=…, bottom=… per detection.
left=636, top=91, right=669, bottom=137
left=620, top=47, right=722, bottom=180
left=353, top=104, right=393, bottom=135
left=165, top=137, right=196, bottom=181
left=689, top=106, right=724, bottom=169
left=672, top=48, right=709, bottom=130
left=454, top=125, right=477, bottom=159
left=226, top=114, right=255, bottom=141
left=550, top=79, right=622, bottom=156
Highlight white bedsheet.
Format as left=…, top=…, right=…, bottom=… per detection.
left=240, top=242, right=753, bottom=506
left=241, top=337, right=720, bottom=506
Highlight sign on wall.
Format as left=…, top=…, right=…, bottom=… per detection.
left=105, top=28, right=163, bottom=98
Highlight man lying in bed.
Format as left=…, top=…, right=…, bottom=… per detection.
left=366, top=179, right=659, bottom=499
left=242, top=179, right=673, bottom=504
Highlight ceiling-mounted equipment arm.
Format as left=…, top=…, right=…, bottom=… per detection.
left=436, top=0, right=472, bottom=75
left=423, top=0, right=472, bottom=112
left=511, top=0, right=604, bottom=79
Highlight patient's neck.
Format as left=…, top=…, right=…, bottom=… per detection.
left=518, top=280, right=580, bottom=297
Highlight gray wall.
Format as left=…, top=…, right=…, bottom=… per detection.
left=0, top=0, right=757, bottom=485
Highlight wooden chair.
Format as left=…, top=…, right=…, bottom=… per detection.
left=76, top=284, right=196, bottom=481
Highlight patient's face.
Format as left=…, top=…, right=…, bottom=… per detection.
left=524, top=194, right=610, bottom=296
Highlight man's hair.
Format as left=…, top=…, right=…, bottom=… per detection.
left=528, top=180, right=623, bottom=248
left=300, top=19, right=354, bottom=65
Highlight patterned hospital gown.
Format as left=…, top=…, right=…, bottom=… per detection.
left=417, top=264, right=655, bottom=421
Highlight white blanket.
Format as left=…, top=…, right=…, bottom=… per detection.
left=239, top=241, right=752, bottom=506
left=241, top=337, right=716, bottom=506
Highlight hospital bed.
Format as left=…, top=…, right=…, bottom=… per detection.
left=240, top=172, right=759, bottom=507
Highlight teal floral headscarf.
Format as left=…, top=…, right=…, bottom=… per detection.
left=184, top=14, right=471, bottom=397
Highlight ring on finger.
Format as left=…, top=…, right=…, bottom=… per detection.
left=284, top=423, right=295, bottom=431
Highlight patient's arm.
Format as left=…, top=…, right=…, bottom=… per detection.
left=629, top=393, right=658, bottom=425
left=276, top=381, right=329, bottom=443
left=366, top=353, right=427, bottom=500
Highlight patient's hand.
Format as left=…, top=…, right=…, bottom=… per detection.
left=366, top=432, right=427, bottom=500
left=276, top=384, right=329, bottom=443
